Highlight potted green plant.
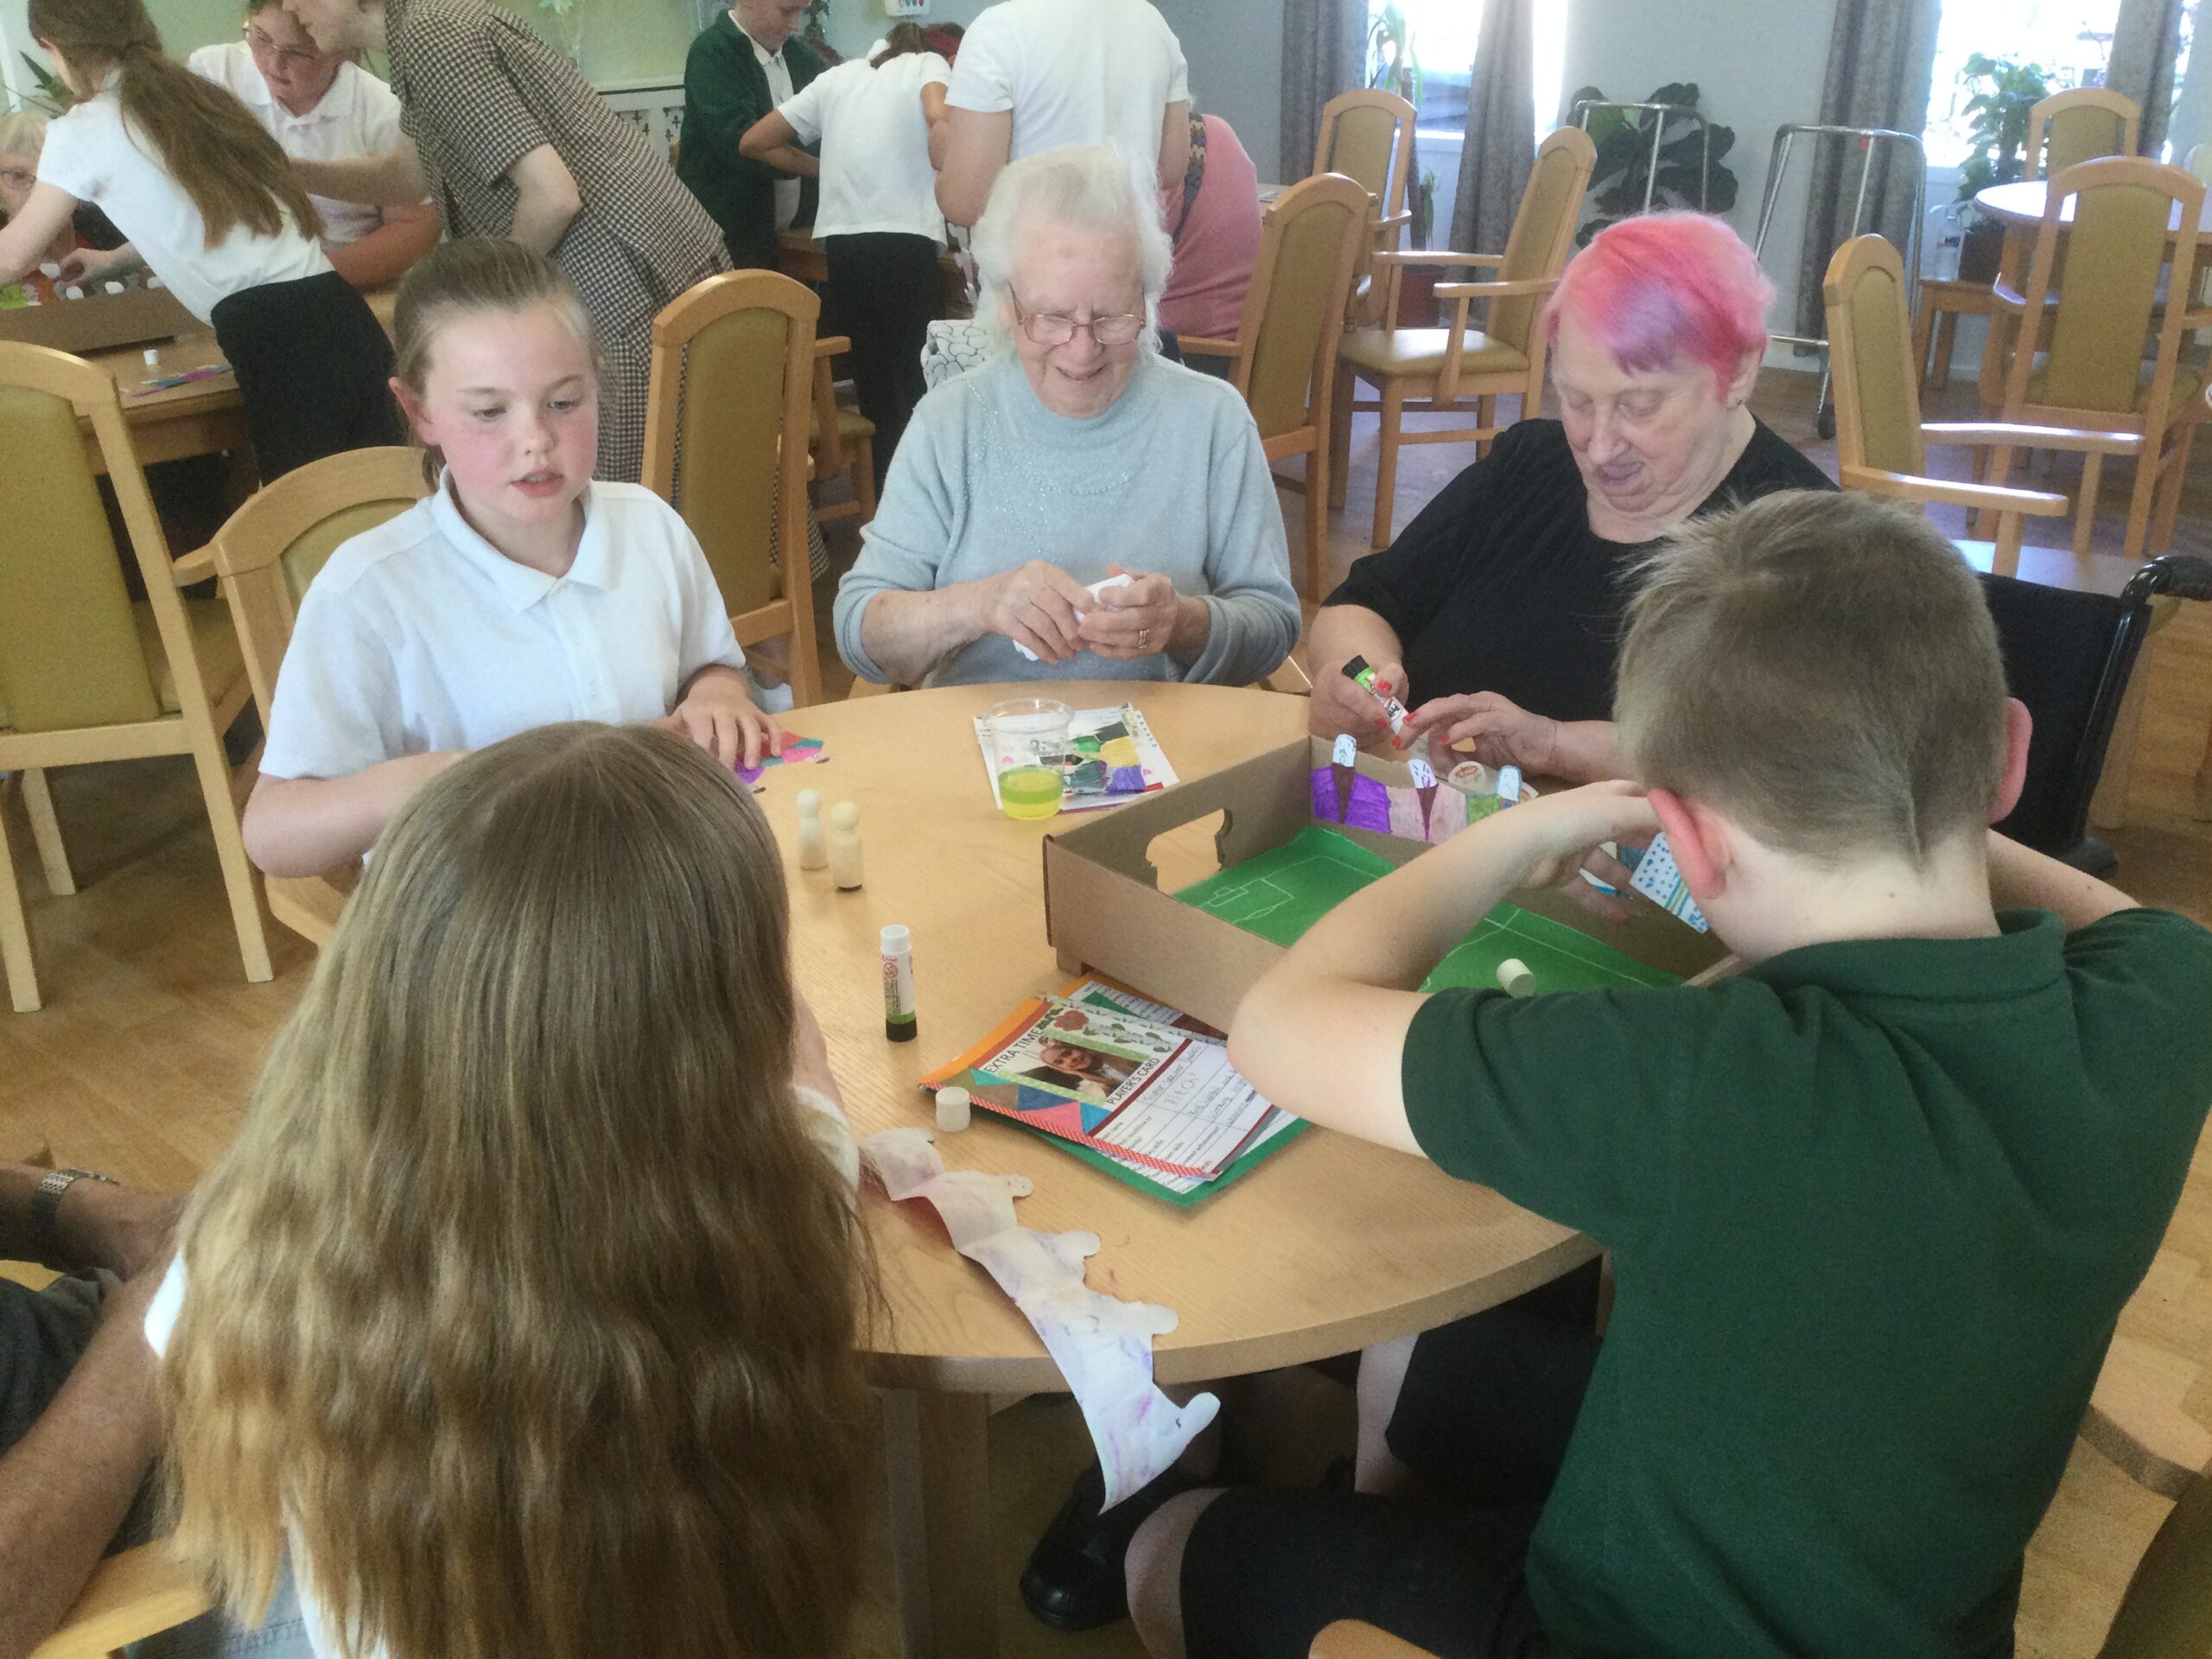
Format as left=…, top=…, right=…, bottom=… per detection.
left=1569, top=81, right=1738, bottom=245
left=14, top=54, right=73, bottom=117
left=1366, top=5, right=1439, bottom=319
left=803, top=0, right=843, bottom=67
left=1953, top=53, right=2050, bottom=281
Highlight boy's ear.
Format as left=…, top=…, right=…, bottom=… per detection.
left=1988, top=696, right=2032, bottom=823
left=1649, top=786, right=1730, bottom=904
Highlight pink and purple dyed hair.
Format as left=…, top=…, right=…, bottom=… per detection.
left=1540, top=213, right=1773, bottom=396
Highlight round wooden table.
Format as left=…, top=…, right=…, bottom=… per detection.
left=772, top=681, right=1594, bottom=1659
left=1974, top=178, right=2212, bottom=242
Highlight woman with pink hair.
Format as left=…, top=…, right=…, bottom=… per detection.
left=1306, top=213, right=1833, bottom=777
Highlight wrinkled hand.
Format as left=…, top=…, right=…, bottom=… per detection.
left=1398, top=690, right=1559, bottom=770
left=1309, top=656, right=1408, bottom=744
left=661, top=671, right=782, bottom=770
left=984, top=560, right=1093, bottom=664
left=1079, top=564, right=1181, bottom=660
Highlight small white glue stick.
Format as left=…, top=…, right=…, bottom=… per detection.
left=1497, top=958, right=1535, bottom=997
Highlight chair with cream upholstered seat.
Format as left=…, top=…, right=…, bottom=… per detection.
left=643, top=269, right=824, bottom=708
left=0, top=341, right=269, bottom=1013
left=1312, top=89, right=1417, bottom=331
left=1330, top=125, right=1596, bottom=551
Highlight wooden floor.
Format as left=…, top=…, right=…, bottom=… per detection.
left=5, top=366, right=2209, bottom=1657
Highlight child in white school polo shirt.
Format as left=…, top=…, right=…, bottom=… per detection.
left=260, top=477, right=756, bottom=804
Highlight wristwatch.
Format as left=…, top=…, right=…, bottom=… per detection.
left=29, top=1166, right=118, bottom=1265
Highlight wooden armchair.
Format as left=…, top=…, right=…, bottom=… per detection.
left=1978, top=157, right=2209, bottom=565
left=187, top=447, right=427, bottom=947
left=1824, top=232, right=2142, bottom=577
left=2028, top=87, right=2140, bottom=179
left=1332, top=126, right=1596, bottom=551
left=644, top=269, right=824, bottom=707
left=0, top=342, right=270, bottom=1012
left=1179, top=173, right=1370, bottom=596
left=809, top=334, right=877, bottom=529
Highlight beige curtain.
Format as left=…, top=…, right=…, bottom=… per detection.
left=1281, top=0, right=1369, bottom=181
left=1452, top=0, right=1537, bottom=255
left=1792, top=0, right=1941, bottom=344
left=2108, top=0, right=2187, bottom=156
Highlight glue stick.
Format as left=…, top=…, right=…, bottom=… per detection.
left=881, top=925, right=918, bottom=1043
left=1342, top=654, right=1409, bottom=736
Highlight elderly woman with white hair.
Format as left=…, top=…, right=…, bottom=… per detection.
left=830, top=143, right=1300, bottom=689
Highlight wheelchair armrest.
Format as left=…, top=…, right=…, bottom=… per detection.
left=2134, top=553, right=2212, bottom=605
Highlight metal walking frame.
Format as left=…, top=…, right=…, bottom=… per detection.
left=1753, top=123, right=1928, bottom=438
left=1570, top=99, right=1715, bottom=213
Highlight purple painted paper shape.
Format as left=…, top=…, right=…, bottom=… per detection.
left=1309, top=766, right=1342, bottom=823
left=1345, top=773, right=1391, bottom=833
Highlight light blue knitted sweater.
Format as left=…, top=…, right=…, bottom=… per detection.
left=832, top=351, right=1301, bottom=687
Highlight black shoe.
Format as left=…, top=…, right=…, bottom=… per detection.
left=1018, top=1460, right=1203, bottom=1632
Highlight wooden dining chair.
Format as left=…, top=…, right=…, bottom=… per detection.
left=2028, top=88, right=2140, bottom=180
left=643, top=269, right=824, bottom=708
left=808, top=334, right=877, bottom=530
left=0, top=342, right=270, bottom=1014
left=1312, top=90, right=1417, bottom=331
left=1332, top=125, right=1597, bottom=552
left=175, top=447, right=427, bottom=947
left=1179, top=173, right=1370, bottom=597
left=1825, top=233, right=2143, bottom=576
left=1979, top=157, right=2210, bottom=565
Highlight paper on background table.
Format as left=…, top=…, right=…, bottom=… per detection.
left=974, top=703, right=1177, bottom=813
left=861, top=1128, right=1216, bottom=1508
left=1627, top=831, right=1711, bottom=933
left=734, top=734, right=825, bottom=789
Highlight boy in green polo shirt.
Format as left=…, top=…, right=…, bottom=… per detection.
left=1125, top=491, right=2212, bottom=1659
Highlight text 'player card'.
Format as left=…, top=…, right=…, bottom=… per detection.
left=1627, top=832, right=1710, bottom=933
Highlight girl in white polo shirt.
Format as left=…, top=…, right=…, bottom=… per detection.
left=740, top=22, right=951, bottom=485
left=0, top=0, right=399, bottom=480
left=242, top=238, right=784, bottom=878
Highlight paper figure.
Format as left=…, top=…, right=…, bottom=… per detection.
left=1409, top=755, right=1439, bottom=837
left=1628, top=831, right=1710, bottom=933
left=861, top=1128, right=1217, bottom=1507
left=734, top=734, right=826, bottom=790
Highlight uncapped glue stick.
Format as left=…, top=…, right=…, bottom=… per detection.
left=1342, top=654, right=1409, bottom=735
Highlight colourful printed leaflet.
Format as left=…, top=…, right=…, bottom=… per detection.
left=923, top=976, right=1302, bottom=1205
left=973, top=704, right=1177, bottom=812
left=734, top=734, right=825, bottom=789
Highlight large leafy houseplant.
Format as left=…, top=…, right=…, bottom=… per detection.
left=1367, top=2, right=1430, bottom=246
left=1569, top=81, right=1738, bottom=245
left=1953, top=54, right=2049, bottom=280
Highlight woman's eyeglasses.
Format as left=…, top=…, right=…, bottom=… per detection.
left=1010, top=287, right=1144, bottom=347
left=244, top=25, right=322, bottom=70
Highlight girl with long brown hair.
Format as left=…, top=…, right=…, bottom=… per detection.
left=0, top=0, right=398, bottom=480
left=149, top=721, right=876, bottom=1659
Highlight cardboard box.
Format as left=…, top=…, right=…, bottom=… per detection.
left=0, top=283, right=200, bottom=356
left=1045, top=737, right=1729, bottom=1034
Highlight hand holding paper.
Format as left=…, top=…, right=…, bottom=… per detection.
left=1012, top=572, right=1135, bottom=664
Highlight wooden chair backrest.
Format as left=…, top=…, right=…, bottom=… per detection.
left=1229, top=172, right=1370, bottom=441
left=2001, top=156, right=2203, bottom=425
left=1318, top=89, right=1415, bottom=329
left=1488, top=124, right=1599, bottom=354
left=0, top=342, right=188, bottom=737
left=207, top=447, right=428, bottom=724
left=1313, top=89, right=1414, bottom=217
left=2028, top=88, right=2141, bottom=179
left=641, top=269, right=821, bottom=704
left=1824, top=233, right=1929, bottom=481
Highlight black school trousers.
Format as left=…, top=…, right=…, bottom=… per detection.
left=211, top=270, right=401, bottom=484
left=822, top=232, right=942, bottom=488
